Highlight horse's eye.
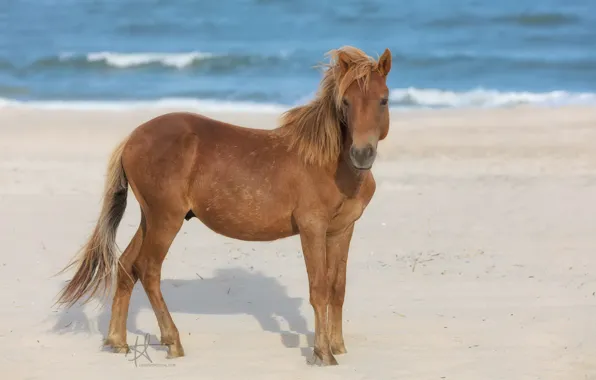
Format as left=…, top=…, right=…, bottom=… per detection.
left=380, top=98, right=388, bottom=106
left=342, top=98, right=349, bottom=107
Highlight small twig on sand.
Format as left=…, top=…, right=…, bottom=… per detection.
left=412, top=252, right=423, bottom=272
left=196, top=273, right=203, bottom=280
left=412, top=252, right=441, bottom=272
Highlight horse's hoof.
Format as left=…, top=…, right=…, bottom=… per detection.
left=166, top=342, right=185, bottom=359
left=308, top=348, right=338, bottom=366
left=112, top=345, right=130, bottom=354
left=103, top=338, right=130, bottom=354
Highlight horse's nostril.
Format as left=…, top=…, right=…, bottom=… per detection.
left=350, top=146, right=357, bottom=157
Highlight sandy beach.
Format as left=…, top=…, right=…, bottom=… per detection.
left=1, top=105, right=595, bottom=379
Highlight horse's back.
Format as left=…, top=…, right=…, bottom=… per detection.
left=123, top=111, right=285, bottom=173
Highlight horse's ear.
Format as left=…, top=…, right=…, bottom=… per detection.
left=378, top=48, right=392, bottom=76
left=336, top=51, right=350, bottom=74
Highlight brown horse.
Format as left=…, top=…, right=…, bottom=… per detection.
left=56, top=45, right=392, bottom=366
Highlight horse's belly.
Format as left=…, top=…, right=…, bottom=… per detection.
left=192, top=200, right=296, bottom=242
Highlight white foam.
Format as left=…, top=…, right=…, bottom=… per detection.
left=0, top=97, right=287, bottom=113
left=67, top=51, right=215, bottom=69
left=390, top=87, right=596, bottom=108
left=1, top=88, right=595, bottom=112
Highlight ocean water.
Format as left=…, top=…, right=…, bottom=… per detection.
left=0, top=0, right=595, bottom=110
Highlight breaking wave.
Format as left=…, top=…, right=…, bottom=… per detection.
left=389, top=88, right=596, bottom=108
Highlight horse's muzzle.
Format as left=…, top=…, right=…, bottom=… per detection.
left=349, top=144, right=376, bottom=170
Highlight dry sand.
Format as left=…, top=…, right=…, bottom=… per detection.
left=1, top=105, right=595, bottom=379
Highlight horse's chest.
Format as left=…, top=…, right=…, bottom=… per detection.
left=328, top=198, right=365, bottom=232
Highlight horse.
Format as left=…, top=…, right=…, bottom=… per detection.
left=56, top=45, right=392, bottom=366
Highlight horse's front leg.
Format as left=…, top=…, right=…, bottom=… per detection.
left=298, top=219, right=337, bottom=366
left=326, top=224, right=354, bottom=355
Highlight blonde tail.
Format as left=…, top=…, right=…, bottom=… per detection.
left=55, top=137, right=130, bottom=307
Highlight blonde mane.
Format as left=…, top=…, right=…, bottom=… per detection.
left=277, top=46, right=384, bottom=167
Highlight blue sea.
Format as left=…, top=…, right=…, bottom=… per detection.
left=0, top=0, right=595, bottom=111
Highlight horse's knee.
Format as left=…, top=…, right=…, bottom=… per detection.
left=330, top=283, right=345, bottom=307
left=309, top=282, right=329, bottom=307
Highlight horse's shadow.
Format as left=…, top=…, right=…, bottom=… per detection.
left=51, top=267, right=314, bottom=357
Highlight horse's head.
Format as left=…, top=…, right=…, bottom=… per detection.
left=279, top=46, right=392, bottom=170
left=333, top=47, right=392, bottom=170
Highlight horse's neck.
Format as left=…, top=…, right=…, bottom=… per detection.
left=333, top=156, right=366, bottom=198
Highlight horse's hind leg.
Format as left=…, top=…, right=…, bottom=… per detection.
left=134, top=210, right=185, bottom=358
left=104, top=222, right=144, bottom=353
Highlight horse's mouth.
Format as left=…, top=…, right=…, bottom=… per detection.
left=349, top=160, right=374, bottom=171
